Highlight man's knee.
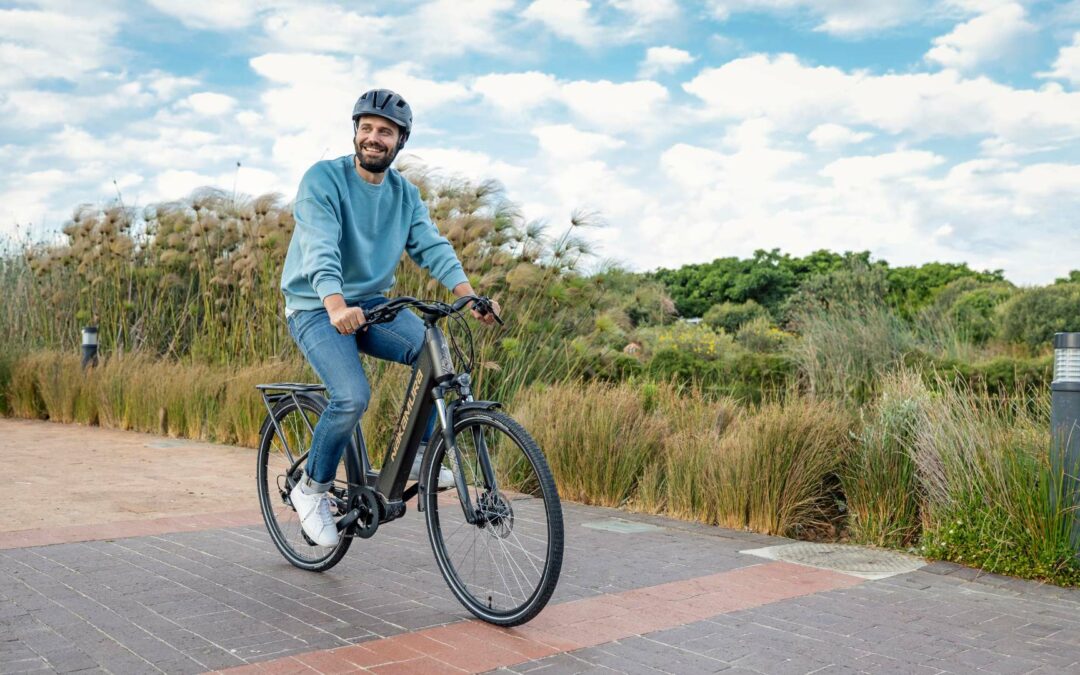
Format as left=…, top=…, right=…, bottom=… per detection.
left=329, top=381, right=371, bottom=418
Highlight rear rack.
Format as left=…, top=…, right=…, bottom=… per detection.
left=256, top=383, right=327, bottom=465
left=255, top=382, right=326, bottom=392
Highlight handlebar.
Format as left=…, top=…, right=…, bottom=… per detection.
left=362, top=295, right=503, bottom=328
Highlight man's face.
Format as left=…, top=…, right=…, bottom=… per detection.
left=354, top=115, right=402, bottom=173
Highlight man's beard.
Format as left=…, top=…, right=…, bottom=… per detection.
left=354, top=138, right=398, bottom=173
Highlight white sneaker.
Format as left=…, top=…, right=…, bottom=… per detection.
left=289, top=483, right=340, bottom=547
left=410, top=445, right=455, bottom=489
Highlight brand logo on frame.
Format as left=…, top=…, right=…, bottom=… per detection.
left=389, top=371, right=425, bottom=466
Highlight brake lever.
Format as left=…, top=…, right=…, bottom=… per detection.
left=473, top=297, right=504, bottom=326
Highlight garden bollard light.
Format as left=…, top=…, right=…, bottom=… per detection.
left=1051, top=332, right=1080, bottom=550
left=81, top=326, right=98, bottom=369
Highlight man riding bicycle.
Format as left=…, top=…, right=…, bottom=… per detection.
left=279, top=88, right=500, bottom=548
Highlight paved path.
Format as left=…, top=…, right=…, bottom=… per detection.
left=2, top=420, right=1080, bottom=674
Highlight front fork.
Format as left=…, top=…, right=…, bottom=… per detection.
left=427, top=378, right=498, bottom=525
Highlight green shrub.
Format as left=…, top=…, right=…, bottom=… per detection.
left=735, top=316, right=791, bottom=353
left=703, top=300, right=769, bottom=334
left=904, top=351, right=1052, bottom=397
left=998, top=284, right=1080, bottom=350
left=948, top=284, right=1013, bottom=344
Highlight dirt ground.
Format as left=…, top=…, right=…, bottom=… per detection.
left=0, top=418, right=258, bottom=531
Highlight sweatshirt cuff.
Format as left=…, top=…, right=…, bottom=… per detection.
left=314, top=278, right=344, bottom=301
left=441, top=267, right=470, bottom=293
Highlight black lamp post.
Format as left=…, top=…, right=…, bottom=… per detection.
left=1051, top=332, right=1080, bottom=548
left=81, top=326, right=98, bottom=369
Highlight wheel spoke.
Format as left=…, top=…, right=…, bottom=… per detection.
left=425, top=411, right=562, bottom=625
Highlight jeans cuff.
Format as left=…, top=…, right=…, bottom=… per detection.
left=300, top=471, right=334, bottom=493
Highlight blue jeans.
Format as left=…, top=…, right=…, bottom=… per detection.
left=287, top=296, right=435, bottom=489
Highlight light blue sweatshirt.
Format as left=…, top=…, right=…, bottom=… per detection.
left=280, top=155, right=469, bottom=313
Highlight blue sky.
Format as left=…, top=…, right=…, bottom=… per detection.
left=3, top=0, right=1080, bottom=284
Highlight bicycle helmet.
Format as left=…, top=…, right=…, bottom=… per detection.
left=352, top=89, right=412, bottom=148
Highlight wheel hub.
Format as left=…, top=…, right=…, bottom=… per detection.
left=478, top=490, right=514, bottom=539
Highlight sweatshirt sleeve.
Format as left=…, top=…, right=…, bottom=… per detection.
left=294, top=194, right=344, bottom=301
left=405, top=195, right=469, bottom=292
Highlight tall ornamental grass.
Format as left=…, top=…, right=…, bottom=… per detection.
left=512, top=380, right=669, bottom=506
left=6, top=350, right=311, bottom=446
left=0, top=166, right=608, bottom=409
left=842, top=371, right=926, bottom=547
left=913, top=382, right=1080, bottom=583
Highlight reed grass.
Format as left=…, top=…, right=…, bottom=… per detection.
left=914, top=383, right=1080, bottom=583
left=842, top=370, right=925, bottom=547
left=511, top=380, right=669, bottom=507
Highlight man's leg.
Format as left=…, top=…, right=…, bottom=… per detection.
left=357, top=298, right=447, bottom=484
left=289, top=308, right=371, bottom=487
left=356, top=297, right=436, bottom=442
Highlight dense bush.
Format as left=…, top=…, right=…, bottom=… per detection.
left=703, top=299, right=770, bottom=334
left=998, top=284, right=1080, bottom=350
left=905, top=351, right=1053, bottom=396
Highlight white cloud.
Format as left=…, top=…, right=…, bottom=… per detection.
left=683, top=54, right=1080, bottom=147
left=1041, top=32, right=1080, bottom=87
left=399, top=148, right=525, bottom=187
left=532, top=124, right=625, bottom=157
left=925, top=3, right=1035, bottom=72
left=808, top=123, right=873, bottom=148
left=147, top=73, right=201, bottom=100
left=249, top=52, right=365, bottom=134
left=523, top=0, right=601, bottom=45
left=410, top=0, right=515, bottom=57
left=610, top=0, right=679, bottom=24
left=259, top=0, right=513, bottom=59
left=472, top=72, right=562, bottom=115
left=561, top=79, right=669, bottom=132
left=369, top=63, right=471, bottom=111
left=707, top=0, right=928, bottom=36
left=147, top=0, right=267, bottom=30
left=236, top=110, right=263, bottom=128
left=639, top=46, right=695, bottom=77
left=261, top=4, right=393, bottom=53
left=0, top=83, right=153, bottom=128
left=180, top=92, right=238, bottom=116
left=153, top=169, right=217, bottom=200
left=821, top=150, right=945, bottom=188
left=474, top=73, right=670, bottom=132
left=0, top=5, right=122, bottom=86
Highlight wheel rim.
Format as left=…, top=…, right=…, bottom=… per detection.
left=429, top=417, right=554, bottom=619
left=259, top=403, right=348, bottom=563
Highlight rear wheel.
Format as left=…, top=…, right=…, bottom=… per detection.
left=423, top=408, right=563, bottom=626
left=256, top=393, right=353, bottom=571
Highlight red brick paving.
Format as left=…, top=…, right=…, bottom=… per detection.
left=215, top=561, right=862, bottom=674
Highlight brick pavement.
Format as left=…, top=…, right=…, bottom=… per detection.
left=2, top=422, right=1080, bottom=673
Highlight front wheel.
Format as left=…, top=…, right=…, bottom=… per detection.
left=423, top=409, right=563, bottom=626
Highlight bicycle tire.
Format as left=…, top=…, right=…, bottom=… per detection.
left=257, top=393, right=353, bottom=571
left=423, top=408, right=563, bottom=626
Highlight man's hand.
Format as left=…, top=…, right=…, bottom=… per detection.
left=452, top=282, right=501, bottom=326
left=471, top=298, right=501, bottom=326
left=324, top=294, right=366, bottom=334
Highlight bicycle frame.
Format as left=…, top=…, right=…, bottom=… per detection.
left=259, top=312, right=500, bottom=529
